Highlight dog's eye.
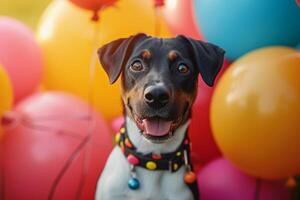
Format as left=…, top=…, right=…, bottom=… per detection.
left=130, top=61, right=144, bottom=72
left=177, top=64, right=189, bottom=74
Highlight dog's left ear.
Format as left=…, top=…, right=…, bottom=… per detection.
left=177, top=35, right=225, bottom=87
left=98, top=33, right=149, bottom=84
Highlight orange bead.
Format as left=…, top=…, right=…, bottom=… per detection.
left=125, top=138, right=133, bottom=148
left=286, top=177, right=297, bottom=188
left=184, top=171, right=196, bottom=184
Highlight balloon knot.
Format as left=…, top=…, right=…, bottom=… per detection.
left=1, top=112, right=17, bottom=126
left=154, top=0, right=165, bottom=7
left=91, top=11, right=99, bottom=21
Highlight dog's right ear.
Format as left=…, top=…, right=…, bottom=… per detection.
left=97, top=33, right=149, bottom=84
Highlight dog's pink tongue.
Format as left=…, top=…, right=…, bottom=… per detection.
left=142, top=119, right=172, bottom=136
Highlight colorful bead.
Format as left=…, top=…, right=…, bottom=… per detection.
left=115, top=133, right=121, bottom=143
left=173, top=163, right=179, bottom=171
left=146, top=161, right=157, bottom=170
left=286, top=177, right=297, bottom=188
left=184, top=139, right=189, bottom=145
left=120, top=127, right=125, bottom=134
left=128, top=178, right=140, bottom=190
left=127, top=154, right=139, bottom=165
left=152, top=154, right=162, bottom=160
left=125, top=138, right=133, bottom=148
left=184, top=171, right=196, bottom=184
left=176, top=151, right=182, bottom=156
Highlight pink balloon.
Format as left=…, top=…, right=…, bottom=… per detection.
left=198, top=158, right=291, bottom=200
left=111, top=116, right=124, bottom=133
left=0, top=17, right=43, bottom=102
left=1, top=92, right=113, bottom=200
left=189, top=59, right=230, bottom=165
left=162, top=0, right=202, bottom=39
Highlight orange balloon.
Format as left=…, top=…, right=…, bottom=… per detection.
left=211, top=47, right=300, bottom=180
left=37, top=0, right=171, bottom=120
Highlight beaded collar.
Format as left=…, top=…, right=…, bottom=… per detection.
left=115, top=125, right=199, bottom=199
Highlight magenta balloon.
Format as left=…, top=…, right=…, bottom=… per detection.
left=198, top=158, right=291, bottom=200
left=0, top=17, right=43, bottom=102
left=2, top=92, right=113, bottom=200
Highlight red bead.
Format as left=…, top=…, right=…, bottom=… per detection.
left=184, top=171, right=196, bottom=184
left=127, top=154, right=139, bottom=165
left=152, top=154, right=162, bottom=160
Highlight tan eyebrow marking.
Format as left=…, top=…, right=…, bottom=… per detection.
left=168, top=50, right=178, bottom=61
left=141, top=49, right=152, bottom=59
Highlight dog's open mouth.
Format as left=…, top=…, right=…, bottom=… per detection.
left=134, top=115, right=180, bottom=142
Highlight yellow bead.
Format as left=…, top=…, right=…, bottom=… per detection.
left=173, top=163, right=178, bottom=171
left=176, top=151, right=182, bottom=156
left=146, top=161, right=157, bottom=170
left=120, top=127, right=125, bottom=134
left=115, top=133, right=121, bottom=143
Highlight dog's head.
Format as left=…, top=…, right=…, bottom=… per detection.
left=98, top=33, right=224, bottom=143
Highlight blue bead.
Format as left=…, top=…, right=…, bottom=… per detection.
left=128, top=178, right=140, bottom=190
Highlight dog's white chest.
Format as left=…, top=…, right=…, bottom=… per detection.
left=95, top=146, right=194, bottom=200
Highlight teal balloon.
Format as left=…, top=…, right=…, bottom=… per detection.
left=194, top=0, right=300, bottom=60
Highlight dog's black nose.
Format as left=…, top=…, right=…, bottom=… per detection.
left=144, top=85, right=170, bottom=108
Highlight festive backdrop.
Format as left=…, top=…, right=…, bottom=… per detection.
left=0, top=0, right=300, bottom=200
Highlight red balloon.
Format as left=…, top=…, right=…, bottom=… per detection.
left=189, top=59, right=230, bottom=165
left=69, top=0, right=116, bottom=12
left=162, top=0, right=202, bottom=39
left=1, top=92, right=113, bottom=200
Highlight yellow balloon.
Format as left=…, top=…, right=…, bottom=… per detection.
left=0, top=64, right=13, bottom=137
left=37, top=0, right=171, bottom=120
left=211, top=47, right=300, bottom=180
left=0, top=0, right=51, bottom=28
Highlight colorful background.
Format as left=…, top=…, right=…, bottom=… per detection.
left=0, top=0, right=300, bottom=199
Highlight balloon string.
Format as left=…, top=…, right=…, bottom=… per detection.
left=47, top=17, right=101, bottom=200
left=19, top=120, right=103, bottom=146
left=47, top=133, right=91, bottom=200
left=254, top=178, right=261, bottom=200
left=75, top=18, right=101, bottom=200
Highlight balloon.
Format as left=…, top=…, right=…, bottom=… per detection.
left=0, top=65, right=13, bottom=137
left=162, top=0, right=202, bottom=39
left=37, top=0, right=171, bottom=120
left=194, top=0, right=300, bottom=60
left=111, top=116, right=124, bottom=134
left=0, top=0, right=51, bottom=28
left=0, top=17, right=43, bottom=102
left=198, top=158, right=291, bottom=200
left=211, top=47, right=300, bottom=179
left=188, top=59, right=229, bottom=165
left=69, top=0, right=116, bottom=12
left=1, top=92, right=113, bottom=200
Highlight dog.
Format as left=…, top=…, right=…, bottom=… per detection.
left=95, top=33, right=224, bottom=200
